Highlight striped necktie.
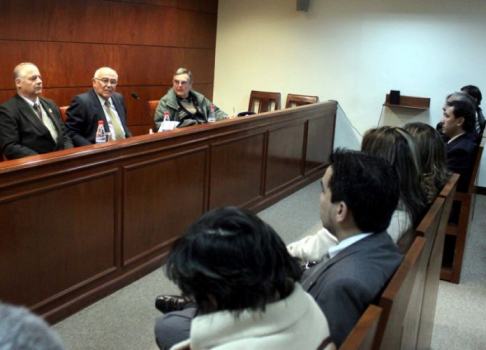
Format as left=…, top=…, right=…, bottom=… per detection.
left=104, top=100, right=125, bottom=140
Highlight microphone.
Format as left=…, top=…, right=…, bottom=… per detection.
left=131, top=91, right=154, bottom=122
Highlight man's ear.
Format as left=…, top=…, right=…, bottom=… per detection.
left=456, top=116, right=465, bottom=127
left=335, top=201, right=348, bottom=223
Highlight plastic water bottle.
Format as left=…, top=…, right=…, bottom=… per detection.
left=162, top=112, right=171, bottom=132
left=208, top=105, right=216, bottom=123
left=95, top=121, right=106, bottom=143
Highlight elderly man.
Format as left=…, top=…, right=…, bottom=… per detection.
left=65, top=67, right=131, bottom=146
left=0, top=62, right=73, bottom=159
left=154, top=68, right=229, bottom=129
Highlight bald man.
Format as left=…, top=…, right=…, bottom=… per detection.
left=65, top=67, right=131, bottom=146
left=0, top=62, right=73, bottom=159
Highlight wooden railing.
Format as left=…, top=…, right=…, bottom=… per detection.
left=0, top=101, right=337, bottom=324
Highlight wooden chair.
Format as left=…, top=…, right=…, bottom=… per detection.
left=373, top=236, right=425, bottom=350
left=285, top=93, right=318, bottom=108
left=441, top=145, right=483, bottom=283
left=248, top=90, right=281, bottom=113
left=59, top=106, right=68, bottom=122
left=340, top=305, right=382, bottom=350
left=416, top=174, right=458, bottom=350
left=148, top=100, right=159, bottom=117
left=401, top=197, right=444, bottom=350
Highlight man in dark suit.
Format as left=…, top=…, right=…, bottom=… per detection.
left=0, top=62, right=73, bottom=160
left=441, top=99, right=477, bottom=192
left=65, top=67, right=131, bottom=146
left=300, top=150, right=403, bottom=347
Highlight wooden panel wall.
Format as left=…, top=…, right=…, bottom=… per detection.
left=0, top=0, right=218, bottom=135
left=0, top=102, right=337, bottom=323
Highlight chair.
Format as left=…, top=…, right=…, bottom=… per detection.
left=59, top=106, right=68, bottom=122
left=401, top=197, right=444, bottom=350
left=441, top=145, right=483, bottom=283
left=148, top=100, right=159, bottom=117
left=416, top=174, right=458, bottom=350
left=340, top=305, right=382, bottom=350
left=373, top=236, right=425, bottom=350
left=285, top=94, right=318, bottom=108
left=248, top=90, right=281, bottom=113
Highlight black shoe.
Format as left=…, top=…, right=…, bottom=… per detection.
left=155, top=295, right=188, bottom=314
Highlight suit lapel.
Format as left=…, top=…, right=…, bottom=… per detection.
left=90, top=90, right=110, bottom=132
left=15, top=95, right=48, bottom=135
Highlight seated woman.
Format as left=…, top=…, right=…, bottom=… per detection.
left=404, top=122, right=451, bottom=205
left=288, top=126, right=428, bottom=262
left=156, top=207, right=333, bottom=350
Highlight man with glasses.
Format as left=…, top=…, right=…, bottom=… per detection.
left=0, top=62, right=73, bottom=159
left=154, top=68, right=230, bottom=129
left=65, top=67, right=131, bottom=146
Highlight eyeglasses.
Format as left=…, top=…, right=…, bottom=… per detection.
left=173, top=79, right=190, bottom=86
left=95, top=77, right=118, bottom=85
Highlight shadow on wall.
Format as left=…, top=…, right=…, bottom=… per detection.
left=333, top=104, right=361, bottom=151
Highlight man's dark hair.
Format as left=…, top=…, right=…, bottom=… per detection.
left=447, top=99, right=476, bottom=133
left=165, top=207, right=301, bottom=316
left=461, top=85, right=482, bottom=106
left=328, top=149, right=400, bottom=233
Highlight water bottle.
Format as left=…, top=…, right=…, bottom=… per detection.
left=95, top=120, right=106, bottom=144
left=208, top=105, right=216, bottom=123
left=162, top=112, right=171, bottom=132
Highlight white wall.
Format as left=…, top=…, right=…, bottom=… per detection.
left=213, top=0, right=486, bottom=185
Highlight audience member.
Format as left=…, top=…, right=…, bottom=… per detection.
left=65, top=67, right=131, bottom=146
left=442, top=99, right=478, bottom=192
left=300, top=149, right=403, bottom=347
left=0, top=302, right=64, bottom=350
left=461, top=84, right=485, bottom=135
left=154, top=207, right=333, bottom=350
left=438, top=91, right=479, bottom=144
left=0, top=63, right=73, bottom=159
left=288, top=126, right=427, bottom=262
left=404, top=122, right=451, bottom=205
left=154, top=68, right=230, bottom=129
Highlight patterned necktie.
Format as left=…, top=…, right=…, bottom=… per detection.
left=104, top=100, right=125, bottom=140
left=33, top=103, right=42, bottom=120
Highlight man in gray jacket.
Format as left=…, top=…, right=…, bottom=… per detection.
left=154, top=68, right=228, bottom=129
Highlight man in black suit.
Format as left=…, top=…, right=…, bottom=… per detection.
left=0, top=62, right=73, bottom=160
left=65, top=67, right=131, bottom=146
left=300, top=150, right=403, bottom=347
left=441, top=99, right=477, bottom=192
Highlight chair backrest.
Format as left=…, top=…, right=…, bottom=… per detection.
left=401, top=197, right=444, bottom=350
left=285, top=94, right=318, bottom=108
left=373, top=236, right=425, bottom=350
left=340, top=305, right=382, bottom=350
left=148, top=100, right=159, bottom=117
left=248, top=90, right=281, bottom=113
left=59, top=106, right=68, bottom=122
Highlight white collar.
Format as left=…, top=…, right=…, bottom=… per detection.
left=95, top=93, right=113, bottom=108
left=447, top=132, right=466, bottom=144
left=328, top=233, right=372, bottom=259
left=18, top=94, right=39, bottom=108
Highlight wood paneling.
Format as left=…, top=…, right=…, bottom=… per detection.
left=0, top=101, right=337, bottom=323
left=0, top=0, right=218, bottom=132
left=306, top=116, right=335, bottom=174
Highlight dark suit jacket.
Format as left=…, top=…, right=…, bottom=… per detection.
left=301, top=231, right=403, bottom=347
left=0, top=94, right=73, bottom=159
left=65, top=89, right=131, bottom=147
left=446, top=133, right=477, bottom=192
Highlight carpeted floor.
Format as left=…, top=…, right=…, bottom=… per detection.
left=52, top=181, right=486, bottom=349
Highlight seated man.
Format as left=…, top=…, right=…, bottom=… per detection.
left=461, top=84, right=485, bottom=136
left=300, top=149, right=403, bottom=347
left=155, top=207, right=332, bottom=350
left=0, top=62, right=73, bottom=159
left=441, top=99, right=477, bottom=192
left=154, top=68, right=228, bottom=129
left=65, top=67, right=131, bottom=146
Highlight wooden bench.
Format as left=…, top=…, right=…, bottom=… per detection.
left=340, top=305, right=382, bottom=350
left=373, top=236, right=425, bottom=349
left=441, top=145, right=483, bottom=283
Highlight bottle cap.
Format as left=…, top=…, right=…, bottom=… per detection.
left=98, top=120, right=103, bottom=125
